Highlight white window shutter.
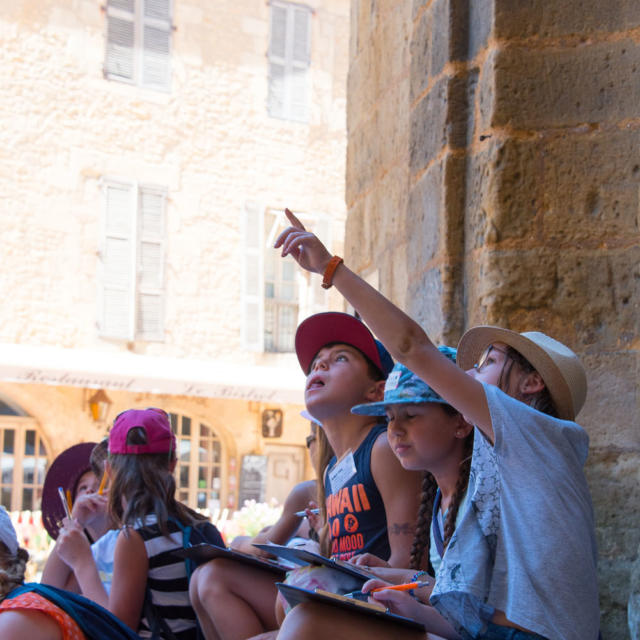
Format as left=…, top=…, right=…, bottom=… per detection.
left=268, top=5, right=288, bottom=119
left=100, top=182, right=136, bottom=339
left=105, top=1, right=135, bottom=81
left=290, top=7, right=310, bottom=122
left=137, top=185, right=166, bottom=341
left=142, top=0, right=172, bottom=90
left=242, top=202, right=264, bottom=351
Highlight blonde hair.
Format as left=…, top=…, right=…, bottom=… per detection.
left=0, top=542, right=28, bottom=602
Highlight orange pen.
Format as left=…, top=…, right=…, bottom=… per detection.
left=97, top=469, right=108, bottom=495
left=370, top=580, right=430, bottom=593
left=65, top=489, right=73, bottom=514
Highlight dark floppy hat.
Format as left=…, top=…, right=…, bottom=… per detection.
left=41, top=442, right=97, bottom=540
left=295, top=312, right=394, bottom=379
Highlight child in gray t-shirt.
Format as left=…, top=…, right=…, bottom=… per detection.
left=275, top=210, right=600, bottom=640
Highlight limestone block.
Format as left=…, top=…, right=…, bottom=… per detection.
left=467, top=0, right=492, bottom=60
left=407, top=267, right=446, bottom=338
left=539, top=129, right=640, bottom=242
left=587, top=449, right=640, bottom=563
left=407, top=160, right=445, bottom=269
left=479, top=130, right=640, bottom=244
left=429, top=0, right=479, bottom=72
left=410, top=76, right=448, bottom=173
left=555, top=247, right=640, bottom=348
left=492, top=40, right=640, bottom=129
left=410, top=4, right=433, bottom=102
left=494, top=0, right=640, bottom=38
left=581, top=352, right=640, bottom=450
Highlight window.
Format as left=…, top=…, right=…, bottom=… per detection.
left=104, top=0, right=172, bottom=91
left=242, top=203, right=330, bottom=352
left=170, top=414, right=225, bottom=514
left=268, top=1, right=311, bottom=122
left=99, top=179, right=167, bottom=342
left=0, top=417, right=49, bottom=512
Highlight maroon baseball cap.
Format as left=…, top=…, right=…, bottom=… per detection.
left=109, top=408, right=176, bottom=455
left=295, top=312, right=394, bottom=379
left=41, top=442, right=97, bottom=540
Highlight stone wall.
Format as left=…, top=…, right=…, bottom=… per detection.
left=346, top=0, right=640, bottom=636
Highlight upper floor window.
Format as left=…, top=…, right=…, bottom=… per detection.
left=104, top=0, right=172, bottom=91
left=242, top=203, right=330, bottom=353
left=99, top=179, right=167, bottom=342
left=268, top=1, right=311, bottom=122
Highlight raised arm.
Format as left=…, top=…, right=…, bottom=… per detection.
left=275, top=210, right=493, bottom=440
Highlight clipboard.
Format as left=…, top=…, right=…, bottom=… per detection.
left=276, top=583, right=426, bottom=631
left=173, top=544, right=291, bottom=576
left=252, top=543, right=379, bottom=582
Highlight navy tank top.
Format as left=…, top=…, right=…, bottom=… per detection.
left=324, top=423, right=390, bottom=561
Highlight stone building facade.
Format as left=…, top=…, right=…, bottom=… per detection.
left=345, top=0, right=639, bottom=637
left=0, top=0, right=349, bottom=517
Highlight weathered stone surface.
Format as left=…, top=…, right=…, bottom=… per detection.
left=410, top=71, right=474, bottom=174
left=348, top=3, right=640, bottom=638
left=555, top=247, right=640, bottom=349
left=494, top=0, right=640, bottom=38
left=492, top=40, right=640, bottom=129
left=467, top=0, right=492, bottom=60
left=588, top=449, right=640, bottom=638
left=410, top=3, right=433, bottom=102
left=581, top=352, right=640, bottom=450
left=630, top=544, right=640, bottom=640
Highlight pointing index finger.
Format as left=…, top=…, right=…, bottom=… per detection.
left=284, top=208, right=305, bottom=231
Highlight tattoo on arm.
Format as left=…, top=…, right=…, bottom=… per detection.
left=388, top=522, right=414, bottom=536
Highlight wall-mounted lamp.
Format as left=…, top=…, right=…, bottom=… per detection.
left=88, top=389, right=112, bottom=423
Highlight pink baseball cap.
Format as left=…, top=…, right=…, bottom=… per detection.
left=295, top=312, right=394, bottom=379
left=109, top=408, right=176, bottom=455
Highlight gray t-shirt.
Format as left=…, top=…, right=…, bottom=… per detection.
left=430, top=383, right=600, bottom=640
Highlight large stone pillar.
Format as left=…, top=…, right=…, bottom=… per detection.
left=346, top=1, right=640, bottom=637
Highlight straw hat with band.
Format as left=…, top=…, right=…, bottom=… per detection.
left=456, top=326, right=587, bottom=421
left=41, top=442, right=97, bottom=540
left=295, top=312, right=394, bottom=379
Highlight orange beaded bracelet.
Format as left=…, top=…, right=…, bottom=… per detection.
left=321, top=255, right=344, bottom=289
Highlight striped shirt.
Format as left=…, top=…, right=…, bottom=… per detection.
left=134, top=515, right=197, bottom=640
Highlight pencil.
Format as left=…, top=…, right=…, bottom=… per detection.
left=58, top=486, right=72, bottom=520
left=97, top=469, right=108, bottom=495
left=370, top=581, right=430, bottom=593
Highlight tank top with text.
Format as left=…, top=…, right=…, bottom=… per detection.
left=324, top=423, right=390, bottom=561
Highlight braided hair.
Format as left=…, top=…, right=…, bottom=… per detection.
left=0, top=542, right=28, bottom=602
left=409, top=405, right=474, bottom=572
left=409, top=471, right=438, bottom=571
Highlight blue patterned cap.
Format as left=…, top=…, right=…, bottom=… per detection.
left=351, top=346, right=457, bottom=416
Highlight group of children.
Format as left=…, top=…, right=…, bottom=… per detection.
left=0, top=209, right=600, bottom=640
